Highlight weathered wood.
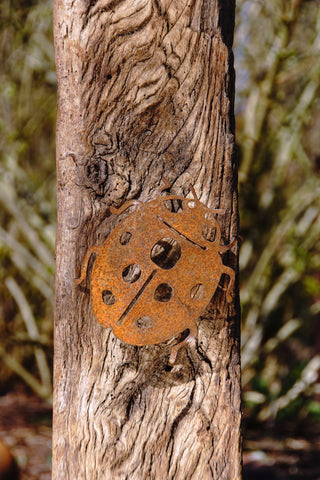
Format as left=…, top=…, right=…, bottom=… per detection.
left=53, top=1, right=241, bottom=479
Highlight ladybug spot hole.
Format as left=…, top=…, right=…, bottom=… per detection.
left=136, top=316, right=153, bottom=330
left=102, top=289, right=116, bottom=305
left=154, top=283, right=173, bottom=302
left=190, top=284, right=204, bottom=300
left=164, top=199, right=183, bottom=213
left=188, top=201, right=196, bottom=209
left=122, top=264, right=141, bottom=283
left=202, top=226, right=217, bottom=242
left=120, top=231, right=132, bottom=245
left=150, top=237, right=181, bottom=270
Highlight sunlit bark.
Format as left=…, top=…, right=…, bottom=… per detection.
left=53, top=1, right=241, bottom=478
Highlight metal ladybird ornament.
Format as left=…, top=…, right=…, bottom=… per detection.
left=76, top=183, right=235, bottom=363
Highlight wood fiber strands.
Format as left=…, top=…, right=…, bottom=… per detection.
left=53, top=0, right=241, bottom=479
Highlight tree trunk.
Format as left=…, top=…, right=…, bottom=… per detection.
left=53, top=1, right=241, bottom=479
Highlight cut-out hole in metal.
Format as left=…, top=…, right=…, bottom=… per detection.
left=202, top=226, right=217, bottom=242
left=136, top=316, right=153, bottom=329
left=164, top=199, right=183, bottom=213
left=120, top=231, right=132, bottom=245
left=154, top=283, right=173, bottom=302
left=190, top=284, right=204, bottom=300
left=102, top=289, right=116, bottom=305
left=150, top=237, right=181, bottom=270
left=188, top=201, right=196, bottom=209
left=122, top=264, right=141, bottom=283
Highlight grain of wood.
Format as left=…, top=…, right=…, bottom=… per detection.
left=53, top=1, right=241, bottom=479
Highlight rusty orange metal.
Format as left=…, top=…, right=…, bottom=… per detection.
left=76, top=183, right=235, bottom=363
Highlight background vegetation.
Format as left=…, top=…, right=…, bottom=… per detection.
left=0, top=0, right=319, bottom=423
left=0, top=0, right=56, bottom=402
left=236, top=0, right=320, bottom=423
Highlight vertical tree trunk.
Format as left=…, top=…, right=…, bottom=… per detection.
left=53, top=1, right=241, bottom=479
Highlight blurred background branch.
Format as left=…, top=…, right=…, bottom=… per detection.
left=236, top=0, right=320, bottom=423
left=0, top=0, right=55, bottom=403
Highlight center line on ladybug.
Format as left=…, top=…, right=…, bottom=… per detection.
left=157, top=216, right=206, bottom=250
left=75, top=181, right=236, bottom=364
left=117, top=270, right=157, bottom=326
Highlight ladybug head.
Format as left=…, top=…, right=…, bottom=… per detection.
left=187, top=186, right=223, bottom=245
left=158, top=185, right=223, bottom=247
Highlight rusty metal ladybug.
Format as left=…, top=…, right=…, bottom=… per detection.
left=76, top=182, right=235, bottom=363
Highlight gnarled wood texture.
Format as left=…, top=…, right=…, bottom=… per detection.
left=53, top=0, right=241, bottom=479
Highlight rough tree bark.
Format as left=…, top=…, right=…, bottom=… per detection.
left=53, top=1, right=241, bottom=479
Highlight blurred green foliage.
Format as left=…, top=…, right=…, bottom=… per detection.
left=236, top=0, right=320, bottom=422
left=0, top=0, right=56, bottom=401
left=0, top=0, right=319, bottom=419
